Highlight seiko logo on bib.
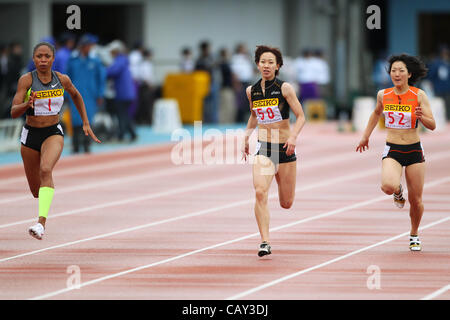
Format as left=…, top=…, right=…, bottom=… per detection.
left=253, top=98, right=279, bottom=108
left=35, top=89, right=64, bottom=99
left=383, top=104, right=411, bottom=112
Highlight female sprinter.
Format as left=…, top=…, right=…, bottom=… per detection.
left=10, top=42, right=100, bottom=240
left=242, top=45, right=306, bottom=257
left=356, top=54, right=435, bottom=251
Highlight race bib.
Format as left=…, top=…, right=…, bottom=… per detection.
left=33, top=89, right=64, bottom=116
left=253, top=98, right=283, bottom=124
left=383, top=104, right=413, bottom=129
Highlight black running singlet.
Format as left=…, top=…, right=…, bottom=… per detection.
left=250, top=78, right=290, bottom=124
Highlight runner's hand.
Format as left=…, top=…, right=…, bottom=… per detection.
left=283, top=136, right=296, bottom=156
left=83, top=123, right=101, bottom=143
left=241, top=140, right=249, bottom=162
left=356, top=137, right=369, bottom=152
left=26, top=91, right=36, bottom=109
left=415, top=106, right=423, bottom=120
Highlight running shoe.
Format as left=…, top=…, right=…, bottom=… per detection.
left=258, top=242, right=272, bottom=257
left=409, top=235, right=421, bottom=251
left=393, top=184, right=406, bottom=209
left=28, top=223, right=44, bottom=240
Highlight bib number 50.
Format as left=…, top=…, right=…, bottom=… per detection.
left=257, top=107, right=275, bottom=120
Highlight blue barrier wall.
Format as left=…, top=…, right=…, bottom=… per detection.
left=388, top=0, right=450, bottom=55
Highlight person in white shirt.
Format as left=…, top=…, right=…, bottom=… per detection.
left=231, top=43, right=255, bottom=122
left=136, top=48, right=156, bottom=124
left=294, top=49, right=319, bottom=104
left=180, top=47, right=194, bottom=73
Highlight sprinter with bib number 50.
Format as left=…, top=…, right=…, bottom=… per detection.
left=356, top=54, right=435, bottom=252
left=10, top=42, right=101, bottom=240
left=242, top=45, right=306, bottom=257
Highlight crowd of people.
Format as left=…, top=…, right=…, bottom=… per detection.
left=178, top=42, right=332, bottom=124
left=1, top=33, right=449, bottom=154
left=0, top=42, right=24, bottom=119
left=1, top=33, right=156, bottom=153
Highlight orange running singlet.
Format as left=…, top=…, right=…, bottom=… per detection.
left=382, top=86, right=419, bottom=129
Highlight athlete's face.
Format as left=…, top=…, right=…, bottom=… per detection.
left=258, top=52, right=279, bottom=79
left=33, top=45, right=54, bottom=72
left=390, top=61, right=411, bottom=87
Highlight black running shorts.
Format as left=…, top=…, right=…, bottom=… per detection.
left=255, top=141, right=297, bottom=164
left=381, top=141, right=425, bottom=167
left=20, top=123, right=64, bottom=152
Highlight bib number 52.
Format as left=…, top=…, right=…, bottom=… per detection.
left=387, top=112, right=406, bottom=126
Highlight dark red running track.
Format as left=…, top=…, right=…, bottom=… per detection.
left=0, top=122, right=449, bottom=300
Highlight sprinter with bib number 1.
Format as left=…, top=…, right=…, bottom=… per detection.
left=242, top=45, right=306, bottom=257
left=10, top=42, right=101, bottom=240
left=356, top=54, right=435, bottom=251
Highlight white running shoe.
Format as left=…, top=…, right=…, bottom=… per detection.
left=28, top=223, right=44, bottom=240
left=409, top=235, right=421, bottom=251
left=393, top=184, right=406, bottom=209
left=258, top=242, right=272, bottom=257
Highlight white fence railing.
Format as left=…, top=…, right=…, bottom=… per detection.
left=0, top=119, right=23, bottom=152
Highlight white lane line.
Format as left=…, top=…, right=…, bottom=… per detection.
left=0, top=174, right=248, bottom=229
left=0, top=152, right=171, bottom=186
left=0, top=133, right=338, bottom=186
left=0, top=168, right=379, bottom=262
left=227, top=214, right=450, bottom=300
left=0, top=162, right=207, bottom=205
left=0, top=148, right=374, bottom=227
left=5, top=147, right=450, bottom=226
left=422, top=284, right=450, bottom=300
left=28, top=176, right=450, bottom=300
left=0, top=141, right=351, bottom=204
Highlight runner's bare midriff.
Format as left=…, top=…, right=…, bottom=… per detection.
left=26, top=115, right=60, bottom=128
left=386, top=127, right=420, bottom=145
left=258, top=119, right=290, bottom=143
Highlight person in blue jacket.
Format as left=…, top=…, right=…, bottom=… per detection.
left=106, top=40, right=137, bottom=142
left=53, top=32, right=76, bottom=74
left=66, top=33, right=106, bottom=153
left=427, top=45, right=450, bottom=119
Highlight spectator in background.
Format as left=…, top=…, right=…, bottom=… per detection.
left=373, top=51, right=391, bottom=92
left=218, top=47, right=236, bottom=123
left=136, top=48, right=156, bottom=124
left=294, top=48, right=318, bottom=104
left=129, top=41, right=144, bottom=81
left=5, top=42, right=23, bottom=106
left=67, top=34, right=106, bottom=153
left=231, top=43, right=254, bottom=123
left=428, top=45, right=450, bottom=119
left=0, top=44, right=9, bottom=118
left=0, top=44, right=8, bottom=91
left=180, top=47, right=194, bottom=73
left=310, top=49, right=330, bottom=98
left=107, top=40, right=137, bottom=142
left=128, top=41, right=144, bottom=121
left=195, top=40, right=218, bottom=123
left=53, top=32, right=76, bottom=74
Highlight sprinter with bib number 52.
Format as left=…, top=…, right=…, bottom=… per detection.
left=241, top=45, right=306, bottom=257
left=10, top=42, right=101, bottom=240
left=356, top=54, right=435, bottom=251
